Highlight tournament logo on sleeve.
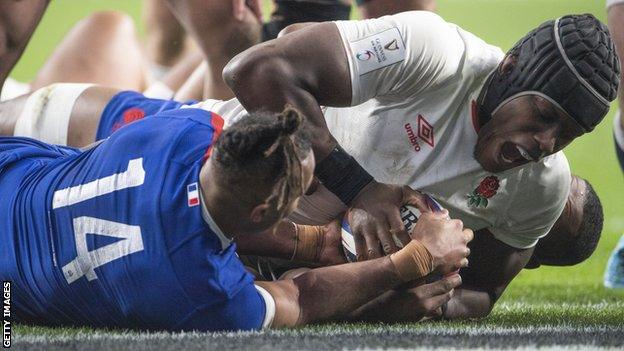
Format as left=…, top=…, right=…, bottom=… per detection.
left=350, top=27, right=406, bottom=75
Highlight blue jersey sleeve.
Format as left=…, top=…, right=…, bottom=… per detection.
left=171, top=244, right=266, bottom=331
left=175, top=282, right=266, bottom=331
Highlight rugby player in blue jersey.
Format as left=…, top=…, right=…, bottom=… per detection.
left=0, top=97, right=472, bottom=330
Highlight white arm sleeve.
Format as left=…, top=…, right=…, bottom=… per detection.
left=489, top=152, right=571, bottom=249
left=334, top=11, right=465, bottom=106
left=255, top=285, right=276, bottom=329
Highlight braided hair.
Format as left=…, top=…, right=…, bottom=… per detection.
left=213, top=106, right=312, bottom=217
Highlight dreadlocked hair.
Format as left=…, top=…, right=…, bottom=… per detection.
left=213, top=106, right=312, bottom=217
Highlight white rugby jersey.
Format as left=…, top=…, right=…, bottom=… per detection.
left=191, top=11, right=571, bottom=249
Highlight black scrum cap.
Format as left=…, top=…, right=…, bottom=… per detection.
left=477, top=14, right=620, bottom=132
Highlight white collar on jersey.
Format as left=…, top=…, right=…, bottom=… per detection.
left=199, top=184, right=232, bottom=250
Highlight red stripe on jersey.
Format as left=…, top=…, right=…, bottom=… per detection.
left=203, top=112, right=225, bottom=162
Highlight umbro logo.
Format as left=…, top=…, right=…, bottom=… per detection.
left=404, top=115, right=435, bottom=152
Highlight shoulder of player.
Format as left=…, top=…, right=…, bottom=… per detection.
left=382, top=10, right=449, bottom=28
left=394, top=11, right=502, bottom=87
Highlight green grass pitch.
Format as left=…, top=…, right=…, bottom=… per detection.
left=9, top=0, right=624, bottom=349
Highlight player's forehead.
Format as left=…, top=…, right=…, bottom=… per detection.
left=530, top=95, right=585, bottom=136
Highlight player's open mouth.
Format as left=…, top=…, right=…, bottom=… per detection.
left=500, top=142, right=534, bottom=164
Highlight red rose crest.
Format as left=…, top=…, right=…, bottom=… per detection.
left=467, top=176, right=499, bottom=208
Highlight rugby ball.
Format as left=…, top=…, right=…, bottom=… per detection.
left=341, top=194, right=444, bottom=262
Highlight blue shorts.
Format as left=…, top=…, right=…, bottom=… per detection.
left=97, top=91, right=194, bottom=140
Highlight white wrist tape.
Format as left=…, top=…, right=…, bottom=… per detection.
left=13, top=83, right=93, bottom=146
left=615, top=109, right=624, bottom=151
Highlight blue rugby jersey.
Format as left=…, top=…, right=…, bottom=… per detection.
left=0, top=108, right=266, bottom=331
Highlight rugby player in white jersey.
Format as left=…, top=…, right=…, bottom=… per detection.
left=221, top=11, right=619, bottom=318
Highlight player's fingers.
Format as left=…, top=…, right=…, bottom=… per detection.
left=420, top=275, right=462, bottom=297
left=387, top=210, right=410, bottom=246
left=401, top=186, right=429, bottom=213
left=376, top=218, right=399, bottom=254
left=463, top=229, right=474, bottom=243
left=362, top=223, right=382, bottom=259
left=458, top=258, right=469, bottom=269
left=424, top=290, right=454, bottom=316
left=354, top=227, right=367, bottom=262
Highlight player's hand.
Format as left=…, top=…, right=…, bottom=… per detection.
left=410, top=211, right=473, bottom=275
left=406, top=274, right=462, bottom=319
left=352, top=274, right=461, bottom=322
left=348, top=182, right=429, bottom=260
left=317, top=220, right=348, bottom=266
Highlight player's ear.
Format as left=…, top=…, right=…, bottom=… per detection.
left=250, top=203, right=271, bottom=223
left=499, top=53, right=518, bottom=76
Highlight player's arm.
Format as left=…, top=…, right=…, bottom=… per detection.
left=235, top=220, right=347, bottom=266
left=443, top=229, right=533, bottom=319
left=256, top=212, right=473, bottom=327
left=224, top=21, right=350, bottom=160
left=348, top=274, right=462, bottom=322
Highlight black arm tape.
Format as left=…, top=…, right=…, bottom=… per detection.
left=315, top=145, right=373, bottom=205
